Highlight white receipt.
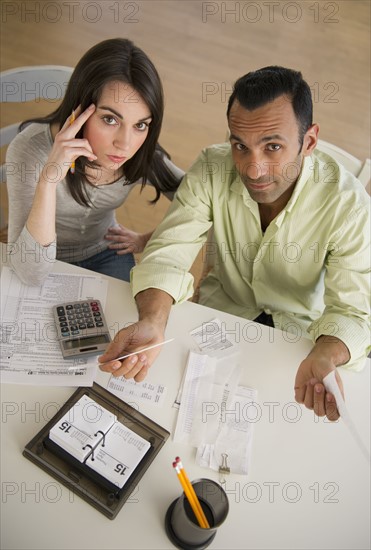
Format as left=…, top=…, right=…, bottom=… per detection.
left=173, top=352, right=209, bottom=443
left=107, top=375, right=167, bottom=406
left=323, top=370, right=370, bottom=462
left=190, top=318, right=235, bottom=353
left=197, top=385, right=258, bottom=475
left=174, top=350, right=256, bottom=474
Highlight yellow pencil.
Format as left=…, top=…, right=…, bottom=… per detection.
left=70, top=110, right=75, bottom=174
left=173, top=458, right=210, bottom=529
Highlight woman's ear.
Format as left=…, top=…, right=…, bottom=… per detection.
left=302, top=123, right=320, bottom=156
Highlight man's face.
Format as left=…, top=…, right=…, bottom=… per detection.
left=228, top=95, right=317, bottom=207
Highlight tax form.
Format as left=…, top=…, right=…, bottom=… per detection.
left=0, top=266, right=108, bottom=386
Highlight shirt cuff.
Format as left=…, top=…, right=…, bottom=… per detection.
left=308, top=313, right=370, bottom=371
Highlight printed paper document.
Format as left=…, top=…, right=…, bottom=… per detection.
left=0, top=267, right=108, bottom=386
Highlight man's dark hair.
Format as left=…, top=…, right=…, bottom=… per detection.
left=227, top=66, right=313, bottom=147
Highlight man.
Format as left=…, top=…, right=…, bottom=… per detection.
left=99, top=66, right=370, bottom=421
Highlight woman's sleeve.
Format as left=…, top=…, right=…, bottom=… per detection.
left=6, top=131, right=57, bottom=285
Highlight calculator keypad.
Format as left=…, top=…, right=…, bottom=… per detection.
left=56, top=301, right=104, bottom=338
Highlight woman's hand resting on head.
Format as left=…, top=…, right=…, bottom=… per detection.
left=43, top=104, right=97, bottom=184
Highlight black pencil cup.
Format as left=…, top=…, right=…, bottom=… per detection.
left=165, top=478, right=229, bottom=550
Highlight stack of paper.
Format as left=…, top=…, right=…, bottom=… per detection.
left=50, top=395, right=116, bottom=462
left=85, top=423, right=151, bottom=488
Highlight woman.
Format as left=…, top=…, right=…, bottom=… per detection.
left=6, top=38, right=183, bottom=285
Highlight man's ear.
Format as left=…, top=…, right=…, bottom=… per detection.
left=302, top=123, right=320, bottom=157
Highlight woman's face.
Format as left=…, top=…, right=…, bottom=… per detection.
left=83, top=80, right=152, bottom=175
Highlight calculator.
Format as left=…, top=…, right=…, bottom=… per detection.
left=53, top=300, right=111, bottom=359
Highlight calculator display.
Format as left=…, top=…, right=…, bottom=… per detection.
left=63, top=334, right=110, bottom=350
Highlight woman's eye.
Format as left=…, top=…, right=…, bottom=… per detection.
left=102, top=115, right=117, bottom=126
left=135, top=122, right=149, bottom=131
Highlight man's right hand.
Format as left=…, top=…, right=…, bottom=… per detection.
left=98, top=319, right=165, bottom=382
left=99, top=288, right=174, bottom=381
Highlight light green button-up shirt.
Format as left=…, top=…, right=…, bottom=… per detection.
left=132, top=143, right=370, bottom=370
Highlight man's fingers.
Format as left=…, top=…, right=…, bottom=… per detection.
left=99, top=327, right=138, bottom=363
left=101, top=354, right=138, bottom=376
left=98, top=359, right=122, bottom=373
left=134, top=364, right=149, bottom=382
left=303, top=383, right=314, bottom=410
left=294, top=366, right=308, bottom=403
left=294, top=385, right=305, bottom=404
left=99, top=349, right=119, bottom=363
left=313, top=383, right=326, bottom=417
left=111, top=354, right=147, bottom=379
left=124, top=357, right=148, bottom=380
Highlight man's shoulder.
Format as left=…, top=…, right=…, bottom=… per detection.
left=311, top=148, right=369, bottom=205
left=191, top=142, right=236, bottom=183
left=312, top=148, right=365, bottom=188
left=201, top=142, right=233, bottom=161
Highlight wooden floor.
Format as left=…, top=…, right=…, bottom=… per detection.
left=1, top=0, right=370, bottom=282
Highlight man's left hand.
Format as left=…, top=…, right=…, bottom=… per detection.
left=294, top=352, right=344, bottom=421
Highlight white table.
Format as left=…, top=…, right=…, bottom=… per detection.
left=1, top=258, right=370, bottom=550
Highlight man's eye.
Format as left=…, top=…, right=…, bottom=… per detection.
left=267, top=144, right=281, bottom=151
left=234, top=143, right=246, bottom=151
left=102, top=116, right=117, bottom=125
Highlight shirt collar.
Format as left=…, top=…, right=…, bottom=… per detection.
left=284, top=154, right=313, bottom=213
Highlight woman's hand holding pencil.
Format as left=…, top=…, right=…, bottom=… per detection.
left=69, top=110, right=76, bottom=174
left=41, top=104, right=97, bottom=184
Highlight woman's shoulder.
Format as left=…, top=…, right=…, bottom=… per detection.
left=7, top=122, right=52, bottom=160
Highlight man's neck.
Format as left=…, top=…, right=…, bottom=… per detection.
left=258, top=181, right=297, bottom=231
